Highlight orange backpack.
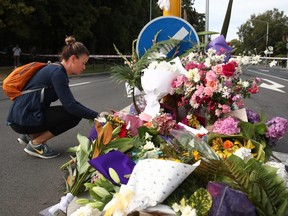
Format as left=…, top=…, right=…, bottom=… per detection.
left=3, top=62, right=47, bottom=100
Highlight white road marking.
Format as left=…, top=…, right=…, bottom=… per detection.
left=248, top=69, right=288, bottom=82
left=69, top=82, right=91, bottom=87
left=260, top=78, right=285, bottom=93
left=259, top=69, right=269, bottom=72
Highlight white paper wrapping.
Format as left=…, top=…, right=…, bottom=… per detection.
left=140, top=57, right=187, bottom=120
left=103, top=159, right=201, bottom=215
left=127, top=159, right=200, bottom=203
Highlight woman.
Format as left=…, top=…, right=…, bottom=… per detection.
left=7, top=36, right=98, bottom=159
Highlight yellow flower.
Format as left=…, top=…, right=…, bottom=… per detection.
left=193, top=150, right=201, bottom=161
left=188, top=115, right=200, bottom=128
left=211, top=137, right=223, bottom=151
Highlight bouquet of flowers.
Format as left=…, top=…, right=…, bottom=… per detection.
left=65, top=108, right=288, bottom=216
left=169, top=35, right=262, bottom=125
left=51, top=36, right=288, bottom=216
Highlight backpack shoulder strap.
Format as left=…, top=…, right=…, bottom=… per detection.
left=20, top=62, right=63, bottom=102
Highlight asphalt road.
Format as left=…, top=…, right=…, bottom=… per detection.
left=0, top=66, right=287, bottom=216
left=243, top=65, right=288, bottom=154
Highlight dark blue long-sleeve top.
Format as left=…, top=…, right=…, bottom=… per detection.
left=7, top=63, right=98, bottom=126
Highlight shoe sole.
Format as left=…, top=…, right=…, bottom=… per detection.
left=24, top=148, right=60, bottom=159
left=17, top=138, right=28, bottom=146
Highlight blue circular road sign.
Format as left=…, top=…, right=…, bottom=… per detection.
left=136, top=16, right=199, bottom=58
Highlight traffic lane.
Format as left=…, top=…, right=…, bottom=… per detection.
left=243, top=67, right=288, bottom=154
left=0, top=74, right=131, bottom=216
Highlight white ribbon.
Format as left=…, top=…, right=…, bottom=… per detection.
left=157, top=0, right=170, bottom=11
left=48, top=193, right=75, bottom=215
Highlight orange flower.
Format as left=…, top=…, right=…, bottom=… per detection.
left=143, top=121, right=153, bottom=128
left=223, top=140, right=233, bottom=149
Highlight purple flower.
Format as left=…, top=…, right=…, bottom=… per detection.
left=211, top=116, right=240, bottom=135
left=246, top=109, right=260, bottom=123
left=265, top=117, right=288, bottom=142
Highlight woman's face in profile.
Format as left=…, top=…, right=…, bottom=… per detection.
left=71, top=54, right=89, bottom=75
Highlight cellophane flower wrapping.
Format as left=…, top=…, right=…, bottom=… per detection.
left=170, top=126, right=219, bottom=160
left=207, top=182, right=257, bottom=216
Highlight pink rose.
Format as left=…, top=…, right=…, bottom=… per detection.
left=204, top=86, right=214, bottom=97
left=206, top=70, right=217, bottom=82
left=212, top=64, right=223, bottom=75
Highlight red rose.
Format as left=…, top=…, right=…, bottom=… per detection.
left=222, top=62, right=236, bottom=77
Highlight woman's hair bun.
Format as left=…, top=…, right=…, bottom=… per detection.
left=65, top=36, right=76, bottom=45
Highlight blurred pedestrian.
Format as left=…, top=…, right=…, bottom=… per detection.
left=12, top=44, right=21, bottom=68
left=281, top=59, right=287, bottom=68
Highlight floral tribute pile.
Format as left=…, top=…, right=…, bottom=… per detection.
left=47, top=36, right=288, bottom=216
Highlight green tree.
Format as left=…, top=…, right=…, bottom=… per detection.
left=182, top=0, right=205, bottom=33
left=0, top=0, right=35, bottom=35
left=90, top=0, right=161, bottom=55
left=0, top=0, right=36, bottom=50
left=237, top=8, right=288, bottom=56
left=0, top=0, right=205, bottom=61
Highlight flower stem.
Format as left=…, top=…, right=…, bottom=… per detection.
left=71, top=168, right=90, bottom=196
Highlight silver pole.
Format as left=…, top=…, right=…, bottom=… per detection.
left=266, top=22, right=269, bottom=48
left=150, top=0, right=152, bottom=21
left=205, top=0, right=209, bottom=43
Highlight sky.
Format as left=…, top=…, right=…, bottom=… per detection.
left=193, top=0, right=288, bottom=41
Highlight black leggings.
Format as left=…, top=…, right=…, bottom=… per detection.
left=10, top=106, right=81, bottom=136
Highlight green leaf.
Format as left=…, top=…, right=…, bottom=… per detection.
left=197, top=31, right=219, bottom=36
left=112, top=126, right=122, bottom=138
left=254, top=123, right=267, bottom=135
left=103, top=137, right=133, bottom=153
left=75, top=133, right=92, bottom=174
left=77, top=133, right=91, bottom=154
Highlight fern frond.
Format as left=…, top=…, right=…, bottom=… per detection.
left=219, top=156, right=288, bottom=216
left=135, top=38, right=181, bottom=71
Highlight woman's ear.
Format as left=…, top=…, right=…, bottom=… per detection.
left=70, top=54, right=76, bottom=62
